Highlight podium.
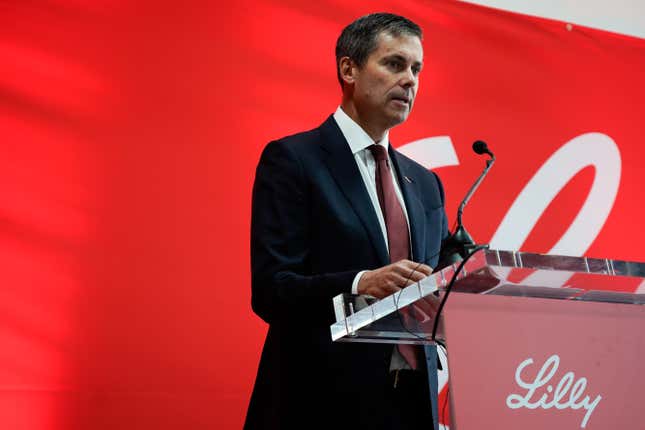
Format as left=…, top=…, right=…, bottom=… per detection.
left=330, top=249, right=645, bottom=430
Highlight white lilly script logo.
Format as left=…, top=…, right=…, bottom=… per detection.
left=506, top=355, right=602, bottom=428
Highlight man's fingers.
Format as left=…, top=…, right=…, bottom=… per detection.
left=359, top=260, right=435, bottom=298
left=369, top=283, right=400, bottom=299
left=392, top=261, right=432, bottom=283
left=390, top=272, right=422, bottom=288
left=396, top=260, right=432, bottom=276
left=391, top=271, right=424, bottom=285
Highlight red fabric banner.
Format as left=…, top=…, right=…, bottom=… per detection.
left=1, top=0, right=644, bottom=428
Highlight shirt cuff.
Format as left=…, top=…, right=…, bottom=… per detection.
left=351, top=270, right=368, bottom=295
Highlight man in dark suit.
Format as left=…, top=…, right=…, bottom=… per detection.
left=245, top=13, right=449, bottom=430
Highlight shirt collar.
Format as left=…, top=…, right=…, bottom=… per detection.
left=333, top=106, right=390, bottom=155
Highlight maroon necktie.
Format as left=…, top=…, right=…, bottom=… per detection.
left=368, top=144, right=419, bottom=369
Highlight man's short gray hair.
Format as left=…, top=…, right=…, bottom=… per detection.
left=335, top=13, right=423, bottom=87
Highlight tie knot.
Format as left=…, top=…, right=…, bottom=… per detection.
left=368, top=144, right=388, bottom=162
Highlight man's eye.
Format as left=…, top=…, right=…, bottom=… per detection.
left=387, top=61, right=402, bottom=69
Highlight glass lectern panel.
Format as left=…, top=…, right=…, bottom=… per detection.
left=330, top=249, right=645, bottom=344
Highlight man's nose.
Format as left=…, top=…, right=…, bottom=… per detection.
left=400, top=68, right=417, bottom=88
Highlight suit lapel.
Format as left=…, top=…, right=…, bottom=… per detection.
left=389, top=148, right=427, bottom=264
left=319, top=117, right=390, bottom=267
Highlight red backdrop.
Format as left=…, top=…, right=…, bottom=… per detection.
left=1, top=1, right=644, bottom=428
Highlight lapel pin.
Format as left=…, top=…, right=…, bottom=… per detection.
left=404, top=176, right=413, bottom=183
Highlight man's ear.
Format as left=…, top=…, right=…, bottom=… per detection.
left=339, top=57, right=357, bottom=86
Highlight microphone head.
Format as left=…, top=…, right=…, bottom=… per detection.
left=472, top=140, right=489, bottom=155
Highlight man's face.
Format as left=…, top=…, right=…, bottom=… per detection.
left=350, top=32, right=423, bottom=134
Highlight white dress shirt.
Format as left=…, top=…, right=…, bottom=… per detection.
left=332, top=106, right=413, bottom=294
left=333, top=106, right=415, bottom=371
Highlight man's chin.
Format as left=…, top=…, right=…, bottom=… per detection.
left=386, top=110, right=410, bottom=127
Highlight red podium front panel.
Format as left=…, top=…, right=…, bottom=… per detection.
left=444, top=292, right=645, bottom=429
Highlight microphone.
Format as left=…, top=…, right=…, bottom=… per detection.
left=436, top=140, right=496, bottom=270
left=473, top=140, right=493, bottom=157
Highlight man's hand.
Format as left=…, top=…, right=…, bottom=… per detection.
left=357, top=259, right=433, bottom=299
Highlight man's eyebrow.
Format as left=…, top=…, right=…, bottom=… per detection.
left=382, top=54, right=407, bottom=62
left=382, top=53, right=423, bottom=67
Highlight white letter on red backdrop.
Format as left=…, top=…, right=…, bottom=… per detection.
left=490, top=133, right=621, bottom=256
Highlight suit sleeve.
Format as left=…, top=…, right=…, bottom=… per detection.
left=250, top=140, right=358, bottom=324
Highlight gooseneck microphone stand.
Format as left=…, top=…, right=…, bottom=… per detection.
left=436, top=140, right=496, bottom=270
left=429, top=140, right=497, bottom=347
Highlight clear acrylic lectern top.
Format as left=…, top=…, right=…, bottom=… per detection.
left=330, top=249, right=645, bottom=345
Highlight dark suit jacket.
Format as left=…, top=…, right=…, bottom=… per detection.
left=245, top=115, right=449, bottom=429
